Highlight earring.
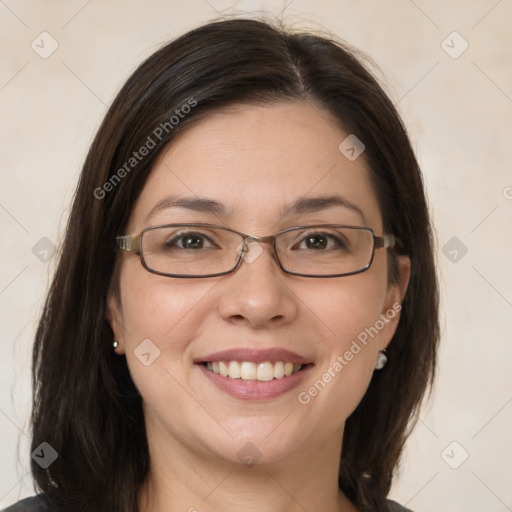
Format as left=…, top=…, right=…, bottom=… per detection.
left=113, top=340, right=119, bottom=349
left=375, top=351, right=387, bottom=370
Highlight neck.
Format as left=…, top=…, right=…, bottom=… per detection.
left=138, top=418, right=358, bottom=512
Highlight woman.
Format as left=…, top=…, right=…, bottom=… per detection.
left=5, top=17, right=438, bottom=512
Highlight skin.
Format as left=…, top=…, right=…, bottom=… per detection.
left=108, top=101, right=410, bottom=512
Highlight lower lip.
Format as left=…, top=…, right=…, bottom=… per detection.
left=197, top=364, right=313, bottom=400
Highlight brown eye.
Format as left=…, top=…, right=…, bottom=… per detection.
left=295, top=232, right=346, bottom=251
left=165, top=232, right=215, bottom=250
left=305, top=234, right=328, bottom=249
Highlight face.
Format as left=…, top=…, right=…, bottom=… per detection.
left=108, top=101, right=409, bottom=468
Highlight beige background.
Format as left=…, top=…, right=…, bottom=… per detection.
left=1, top=1, right=511, bottom=510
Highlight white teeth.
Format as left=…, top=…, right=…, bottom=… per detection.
left=256, top=362, right=274, bottom=381
left=240, top=361, right=257, bottom=380
left=205, top=360, right=304, bottom=381
left=219, top=361, right=229, bottom=377
left=228, top=361, right=241, bottom=379
left=274, top=361, right=284, bottom=379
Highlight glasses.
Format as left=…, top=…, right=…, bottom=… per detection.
left=116, top=223, right=396, bottom=278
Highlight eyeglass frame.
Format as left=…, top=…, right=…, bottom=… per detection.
left=116, top=223, right=396, bottom=279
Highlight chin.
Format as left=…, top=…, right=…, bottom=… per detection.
left=201, top=421, right=308, bottom=468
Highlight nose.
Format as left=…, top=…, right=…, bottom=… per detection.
left=217, top=241, right=299, bottom=329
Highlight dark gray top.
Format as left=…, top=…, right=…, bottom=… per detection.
left=3, top=497, right=45, bottom=511
left=3, top=496, right=413, bottom=511
left=388, top=500, right=414, bottom=512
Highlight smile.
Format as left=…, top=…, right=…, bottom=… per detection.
left=204, top=360, right=304, bottom=381
left=195, top=347, right=313, bottom=400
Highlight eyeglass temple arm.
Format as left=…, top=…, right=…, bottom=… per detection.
left=374, top=234, right=396, bottom=249
left=116, top=235, right=141, bottom=253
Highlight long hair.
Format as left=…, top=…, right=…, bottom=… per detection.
left=31, top=18, right=439, bottom=512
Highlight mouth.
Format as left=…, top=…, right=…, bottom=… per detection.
left=194, top=348, right=314, bottom=400
left=203, top=360, right=307, bottom=381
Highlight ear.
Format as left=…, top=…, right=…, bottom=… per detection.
left=378, top=255, right=411, bottom=351
left=106, top=291, right=125, bottom=354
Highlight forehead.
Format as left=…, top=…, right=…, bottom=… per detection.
left=128, top=101, right=383, bottom=232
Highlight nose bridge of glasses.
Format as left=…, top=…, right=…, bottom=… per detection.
left=245, top=234, right=276, bottom=245
left=235, top=234, right=280, bottom=268
left=237, top=234, right=276, bottom=255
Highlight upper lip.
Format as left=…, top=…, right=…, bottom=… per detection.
left=194, top=348, right=312, bottom=365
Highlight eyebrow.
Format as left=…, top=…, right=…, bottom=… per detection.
left=145, top=196, right=230, bottom=223
left=145, top=194, right=366, bottom=223
left=283, top=196, right=365, bottom=222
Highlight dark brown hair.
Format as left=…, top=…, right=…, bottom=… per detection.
left=31, top=17, right=439, bottom=512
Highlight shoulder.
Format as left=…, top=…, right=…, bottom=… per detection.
left=2, top=496, right=47, bottom=512
left=387, top=499, right=414, bottom=512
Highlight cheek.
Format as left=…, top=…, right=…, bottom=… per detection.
left=117, top=263, right=220, bottom=393
left=303, top=259, right=389, bottom=348
left=296, top=263, right=390, bottom=420
left=117, top=268, right=221, bottom=438
left=118, top=260, right=213, bottom=341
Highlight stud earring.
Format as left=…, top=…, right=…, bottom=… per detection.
left=113, top=340, right=119, bottom=349
left=375, top=351, right=387, bottom=370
